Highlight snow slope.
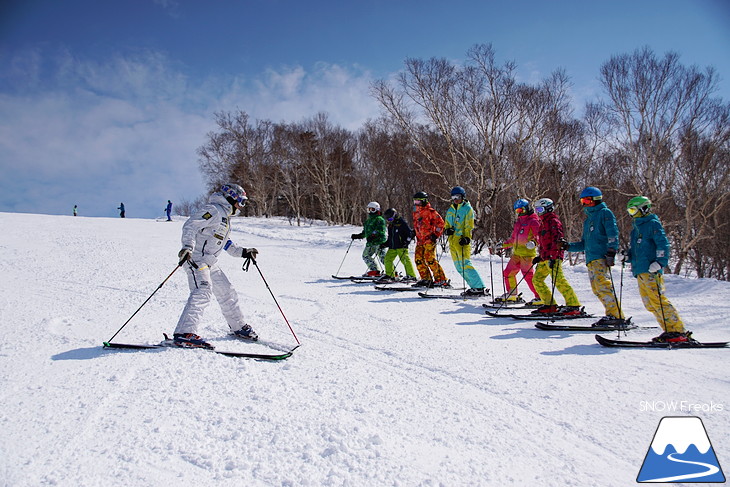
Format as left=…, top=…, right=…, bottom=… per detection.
left=0, top=212, right=728, bottom=486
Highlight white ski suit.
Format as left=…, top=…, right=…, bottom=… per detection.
left=174, top=192, right=251, bottom=336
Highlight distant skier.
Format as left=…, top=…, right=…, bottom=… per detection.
left=174, top=183, right=259, bottom=348
left=73, top=205, right=78, bottom=217
left=376, top=208, right=417, bottom=284
left=444, top=186, right=488, bottom=296
left=530, top=198, right=581, bottom=315
left=165, top=200, right=173, bottom=221
left=624, top=196, right=692, bottom=343
left=118, top=202, right=125, bottom=218
left=411, top=191, right=449, bottom=288
left=499, top=198, right=541, bottom=304
left=350, top=201, right=387, bottom=277
left=564, top=187, right=626, bottom=326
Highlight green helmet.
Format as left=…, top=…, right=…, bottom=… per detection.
left=627, top=196, right=652, bottom=217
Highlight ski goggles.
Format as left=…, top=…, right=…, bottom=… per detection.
left=627, top=206, right=640, bottom=216
left=367, top=207, right=378, bottom=213
left=222, top=185, right=248, bottom=204
left=450, top=194, right=463, bottom=201
left=515, top=207, right=526, bottom=214
left=534, top=206, right=546, bottom=214
left=580, top=196, right=596, bottom=206
left=413, top=198, right=426, bottom=206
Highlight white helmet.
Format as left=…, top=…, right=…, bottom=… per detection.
left=366, top=201, right=381, bottom=213
left=534, top=198, right=554, bottom=214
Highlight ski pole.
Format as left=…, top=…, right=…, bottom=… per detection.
left=333, top=238, right=355, bottom=277
left=244, top=257, right=301, bottom=345
left=606, top=266, right=623, bottom=320
left=654, top=272, right=669, bottom=332
left=105, top=260, right=186, bottom=343
left=459, top=244, right=467, bottom=296
left=488, top=239, right=495, bottom=299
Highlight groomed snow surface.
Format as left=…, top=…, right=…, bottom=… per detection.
left=1, top=212, right=727, bottom=486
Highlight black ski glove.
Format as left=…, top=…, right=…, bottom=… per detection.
left=242, top=248, right=258, bottom=259
left=178, top=248, right=192, bottom=263
left=444, top=228, right=455, bottom=236
left=459, top=236, right=471, bottom=246
left=605, top=248, right=616, bottom=267
left=532, top=256, right=541, bottom=265
left=351, top=233, right=363, bottom=240
left=429, top=233, right=438, bottom=243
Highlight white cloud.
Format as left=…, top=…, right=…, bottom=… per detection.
left=0, top=49, right=382, bottom=217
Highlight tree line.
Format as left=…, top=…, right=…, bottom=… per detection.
left=190, top=45, right=730, bottom=280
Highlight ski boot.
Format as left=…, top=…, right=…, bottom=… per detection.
left=559, top=306, right=582, bottom=316
left=652, top=331, right=691, bottom=344
left=461, top=287, right=488, bottom=297
left=232, top=324, right=259, bottom=342
left=375, top=275, right=397, bottom=284
left=592, top=315, right=628, bottom=327
left=172, top=333, right=213, bottom=349
left=530, top=304, right=559, bottom=315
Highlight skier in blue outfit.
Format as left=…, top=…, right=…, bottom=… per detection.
left=165, top=200, right=173, bottom=221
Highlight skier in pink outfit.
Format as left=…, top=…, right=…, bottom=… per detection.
left=500, top=198, right=541, bottom=304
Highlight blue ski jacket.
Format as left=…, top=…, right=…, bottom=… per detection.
left=628, top=213, right=670, bottom=277
left=567, top=202, right=619, bottom=264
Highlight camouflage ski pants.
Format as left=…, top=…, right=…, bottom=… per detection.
left=586, top=259, right=622, bottom=318
left=362, top=241, right=386, bottom=272
left=414, top=242, right=447, bottom=282
left=637, top=272, right=685, bottom=332
left=533, top=259, right=580, bottom=307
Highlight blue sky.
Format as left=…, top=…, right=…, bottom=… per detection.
left=1, top=0, right=728, bottom=218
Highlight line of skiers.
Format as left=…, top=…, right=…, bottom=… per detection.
left=164, top=182, right=689, bottom=348
left=350, top=185, right=690, bottom=344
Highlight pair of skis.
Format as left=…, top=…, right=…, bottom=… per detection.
left=103, top=336, right=298, bottom=360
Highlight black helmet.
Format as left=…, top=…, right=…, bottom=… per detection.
left=383, top=208, right=398, bottom=220
left=413, top=191, right=428, bottom=201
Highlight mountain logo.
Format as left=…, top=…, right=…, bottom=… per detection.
left=637, top=416, right=726, bottom=483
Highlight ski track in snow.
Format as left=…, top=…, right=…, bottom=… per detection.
left=0, top=212, right=728, bottom=486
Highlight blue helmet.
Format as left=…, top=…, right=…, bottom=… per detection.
left=580, top=186, right=602, bottom=199
left=513, top=198, right=529, bottom=210
left=450, top=186, right=466, bottom=197
left=513, top=198, right=532, bottom=214
left=579, top=186, right=602, bottom=206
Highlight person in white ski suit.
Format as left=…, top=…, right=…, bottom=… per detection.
left=174, top=183, right=258, bottom=347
